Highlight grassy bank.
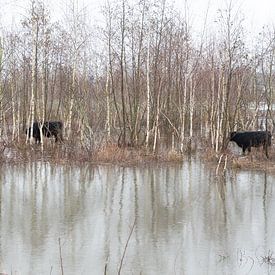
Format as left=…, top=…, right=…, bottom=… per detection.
left=0, top=141, right=183, bottom=166
left=202, top=146, right=275, bottom=173
left=1, top=139, right=275, bottom=172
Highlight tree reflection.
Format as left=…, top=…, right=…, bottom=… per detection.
left=0, top=162, right=274, bottom=274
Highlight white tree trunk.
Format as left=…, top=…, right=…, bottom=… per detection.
left=153, top=85, right=161, bottom=153
left=67, top=60, right=76, bottom=140
left=27, top=11, right=38, bottom=144
left=11, top=82, right=16, bottom=141
left=145, top=36, right=151, bottom=149
left=105, top=62, right=111, bottom=141
left=180, top=76, right=187, bottom=153
left=189, top=76, right=195, bottom=139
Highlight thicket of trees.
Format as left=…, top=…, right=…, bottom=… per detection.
left=0, top=0, right=274, bottom=154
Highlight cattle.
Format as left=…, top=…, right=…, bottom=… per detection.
left=26, top=121, right=64, bottom=144
left=229, top=131, right=272, bottom=158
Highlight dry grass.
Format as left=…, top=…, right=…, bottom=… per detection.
left=93, top=144, right=183, bottom=165
left=0, top=141, right=184, bottom=166
left=202, top=146, right=275, bottom=173
left=2, top=138, right=275, bottom=172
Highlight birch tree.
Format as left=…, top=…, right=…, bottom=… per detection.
left=0, top=37, right=3, bottom=138
left=63, top=0, right=90, bottom=141
left=26, top=0, right=39, bottom=144
left=215, top=1, right=246, bottom=150
left=258, top=27, right=275, bottom=132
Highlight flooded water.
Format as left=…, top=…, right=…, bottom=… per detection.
left=0, top=159, right=275, bottom=275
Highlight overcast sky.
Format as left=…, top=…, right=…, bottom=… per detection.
left=1, top=0, right=274, bottom=35
left=175, top=0, right=275, bottom=33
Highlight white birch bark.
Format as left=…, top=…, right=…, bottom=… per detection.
left=189, top=76, right=195, bottom=139
left=11, top=82, right=16, bottom=140
left=67, top=64, right=75, bottom=139
left=145, top=36, right=150, bottom=149
left=0, top=37, right=2, bottom=138
left=105, top=62, right=111, bottom=141
left=210, top=68, right=215, bottom=148
left=27, top=8, right=38, bottom=144
left=180, top=76, right=187, bottom=153
left=153, top=84, right=161, bottom=153
left=215, top=72, right=222, bottom=153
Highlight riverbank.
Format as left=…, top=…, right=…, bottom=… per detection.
left=1, top=140, right=275, bottom=172
left=203, top=146, right=275, bottom=174
left=0, top=141, right=183, bottom=166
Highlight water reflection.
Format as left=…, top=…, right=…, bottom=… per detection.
left=0, top=160, right=274, bottom=274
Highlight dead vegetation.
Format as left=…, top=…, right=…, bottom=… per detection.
left=0, top=141, right=184, bottom=166
left=203, top=145, right=275, bottom=173
left=260, top=250, right=275, bottom=266
left=1, top=137, right=275, bottom=171
left=217, top=248, right=275, bottom=273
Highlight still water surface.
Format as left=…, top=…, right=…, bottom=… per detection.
left=0, top=159, right=275, bottom=275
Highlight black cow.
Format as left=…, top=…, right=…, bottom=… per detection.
left=229, top=131, right=272, bottom=158
left=26, top=121, right=64, bottom=143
